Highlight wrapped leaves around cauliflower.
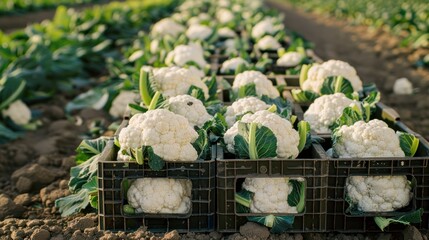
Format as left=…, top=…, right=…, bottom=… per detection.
left=232, top=70, right=280, bottom=99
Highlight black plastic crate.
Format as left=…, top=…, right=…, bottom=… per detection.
left=322, top=135, right=429, bottom=232
left=216, top=144, right=328, bottom=233
left=98, top=141, right=216, bottom=233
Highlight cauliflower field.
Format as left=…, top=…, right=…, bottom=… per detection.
left=1, top=0, right=429, bottom=239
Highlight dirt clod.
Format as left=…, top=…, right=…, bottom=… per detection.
left=13, top=194, right=32, bottom=206
left=0, top=194, right=24, bottom=220
left=240, top=222, right=270, bottom=240
left=69, top=216, right=96, bottom=231
left=162, top=230, right=180, bottom=240
left=403, top=226, right=423, bottom=240
left=30, top=229, right=50, bottom=240
left=12, top=164, right=57, bottom=192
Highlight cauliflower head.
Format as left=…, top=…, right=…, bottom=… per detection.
left=346, top=175, right=412, bottom=212
left=242, top=177, right=297, bottom=213
left=2, top=100, right=31, bottom=126
left=333, top=119, right=405, bottom=158
left=128, top=178, right=192, bottom=214
left=165, top=43, right=208, bottom=69
left=152, top=66, right=209, bottom=100
left=151, top=18, right=185, bottom=38
left=109, top=91, right=138, bottom=118
left=224, top=110, right=300, bottom=158
left=304, top=93, right=358, bottom=133
left=220, top=57, right=249, bottom=74
left=216, top=9, right=234, bottom=23
left=224, top=97, right=270, bottom=128
left=302, top=60, right=362, bottom=94
left=218, top=27, right=237, bottom=38
left=118, top=109, right=199, bottom=162
left=256, top=36, right=281, bottom=51
left=185, top=24, right=213, bottom=41
left=251, top=18, right=283, bottom=39
left=393, top=78, right=413, bottom=95
left=233, top=70, right=280, bottom=98
left=276, top=52, right=304, bottom=67
left=167, top=95, right=212, bottom=128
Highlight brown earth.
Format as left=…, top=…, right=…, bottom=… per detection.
left=267, top=0, right=429, bottom=140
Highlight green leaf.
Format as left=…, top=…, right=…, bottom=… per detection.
left=299, top=64, right=311, bottom=88
left=374, top=208, right=423, bottom=231
left=75, top=137, right=110, bottom=164
left=0, top=122, right=22, bottom=144
left=132, top=147, right=144, bottom=165
left=147, top=146, right=165, bottom=171
left=362, top=91, right=381, bottom=107
left=139, top=69, right=156, bottom=107
left=123, top=204, right=136, bottom=215
left=55, top=177, right=98, bottom=217
left=234, top=63, right=247, bottom=75
left=206, top=113, right=227, bottom=139
left=287, top=179, right=306, bottom=213
left=247, top=215, right=294, bottom=234
left=234, top=122, right=277, bottom=159
left=188, top=85, right=206, bottom=102
left=204, top=75, right=218, bottom=100
left=398, top=132, right=420, bottom=157
left=320, top=76, right=354, bottom=95
left=192, top=129, right=209, bottom=159
left=291, top=89, right=319, bottom=103
left=237, top=83, right=257, bottom=99
left=330, top=105, right=364, bottom=131
left=261, top=95, right=293, bottom=120
left=65, top=89, right=109, bottom=113
left=235, top=189, right=253, bottom=208
left=297, top=121, right=311, bottom=152
left=0, top=78, right=26, bottom=111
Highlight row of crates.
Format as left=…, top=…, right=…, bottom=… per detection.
left=97, top=115, right=429, bottom=233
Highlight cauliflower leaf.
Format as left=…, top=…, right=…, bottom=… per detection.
left=234, top=122, right=277, bottom=159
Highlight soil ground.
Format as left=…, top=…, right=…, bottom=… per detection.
left=1, top=1, right=429, bottom=240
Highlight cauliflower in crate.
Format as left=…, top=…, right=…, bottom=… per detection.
left=151, top=66, right=209, bottom=100
left=127, top=178, right=192, bottom=214
left=218, top=27, right=237, bottom=38
left=251, top=18, right=284, bottom=39
left=165, top=43, right=207, bottom=69
left=220, top=57, right=249, bottom=74
left=167, top=95, right=212, bottom=128
left=117, top=109, right=204, bottom=170
left=304, top=93, right=358, bottom=133
left=302, top=60, right=362, bottom=94
left=276, top=52, right=304, bottom=67
left=224, top=97, right=270, bottom=128
left=256, top=36, right=281, bottom=51
left=329, top=105, right=423, bottom=230
left=109, top=91, right=139, bottom=118
left=232, top=70, right=280, bottom=99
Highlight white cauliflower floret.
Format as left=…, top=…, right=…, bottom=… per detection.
left=334, top=119, right=405, bottom=158
left=302, top=60, right=363, bottom=94
left=242, top=177, right=297, bottom=213
left=216, top=9, right=234, bottom=23
left=151, top=18, right=185, bottom=38
left=165, top=43, right=208, bottom=69
left=224, top=110, right=300, bottom=158
left=167, top=95, right=212, bottom=128
left=393, top=78, right=413, bottom=95
left=1, top=100, right=31, bottom=126
left=256, top=36, right=281, bottom=51
left=224, top=97, right=270, bottom=128
left=251, top=18, right=283, bottom=39
left=304, top=93, right=358, bottom=133
left=218, top=27, right=237, bottom=38
left=223, top=39, right=238, bottom=55
left=276, top=52, right=304, bottom=67
left=152, top=66, right=209, bottom=99
left=118, top=109, right=199, bottom=162
left=346, top=175, right=412, bottom=212
left=186, top=24, right=213, bottom=41
left=109, top=91, right=138, bottom=118
left=233, top=71, right=280, bottom=98
left=127, top=178, right=192, bottom=214
left=220, top=57, right=249, bottom=74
